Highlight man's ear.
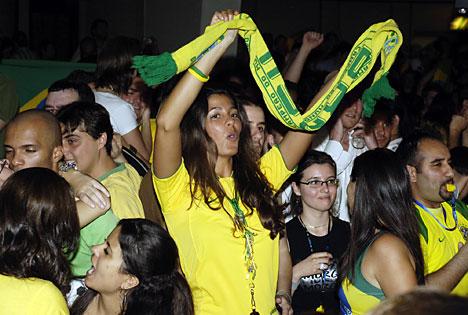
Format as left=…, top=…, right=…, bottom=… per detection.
left=97, top=132, right=107, bottom=150
left=406, top=164, right=417, bottom=183
left=121, top=274, right=139, bottom=290
left=52, top=146, right=64, bottom=163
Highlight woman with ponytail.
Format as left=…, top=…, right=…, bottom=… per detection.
left=71, top=219, right=193, bottom=315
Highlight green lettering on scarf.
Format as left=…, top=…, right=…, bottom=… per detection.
left=133, top=14, right=402, bottom=131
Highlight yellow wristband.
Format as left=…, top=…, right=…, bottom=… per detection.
left=188, top=65, right=209, bottom=82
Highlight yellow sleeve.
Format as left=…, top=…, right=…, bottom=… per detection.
left=259, top=145, right=294, bottom=191
left=104, top=164, right=144, bottom=219
left=152, top=159, right=192, bottom=214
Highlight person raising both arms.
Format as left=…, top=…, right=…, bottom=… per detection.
left=152, top=9, right=338, bottom=315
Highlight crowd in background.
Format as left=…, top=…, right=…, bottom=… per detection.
left=0, top=8, right=467, bottom=315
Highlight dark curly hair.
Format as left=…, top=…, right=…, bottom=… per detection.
left=180, top=86, right=284, bottom=239
left=71, top=219, right=194, bottom=315
left=0, top=167, right=80, bottom=295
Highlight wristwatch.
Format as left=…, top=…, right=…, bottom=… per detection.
left=59, top=160, right=78, bottom=173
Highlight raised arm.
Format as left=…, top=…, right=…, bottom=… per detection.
left=153, top=10, right=238, bottom=178
left=283, top=32, right=323, bottom=84
left=278, top=71, right=338, bottom=170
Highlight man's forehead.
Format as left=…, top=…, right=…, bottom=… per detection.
left=46, top=89, right=79, bottom=106
left=5, top=126, right=43, bottom=147
left=418, top=138, right=450, bottom=161
left=61, top=124, right=87, bottom=137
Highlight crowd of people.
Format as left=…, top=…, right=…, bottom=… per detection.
left=0, top=8, right=468, bottom=315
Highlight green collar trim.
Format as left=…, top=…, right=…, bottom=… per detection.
left=98, top=163, right=125, bottom=181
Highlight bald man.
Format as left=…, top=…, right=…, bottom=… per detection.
left=3, top=109, right=110, bottom=226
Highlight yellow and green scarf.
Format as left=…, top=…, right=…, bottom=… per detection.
left=133, top=13, right=402, bottom=130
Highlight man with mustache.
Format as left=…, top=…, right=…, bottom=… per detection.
left=397, top=129, right=468, bottom=295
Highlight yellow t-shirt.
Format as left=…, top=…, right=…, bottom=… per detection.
left=0, top=274, right=69, bottom=315
left=415, top=200, right=468, bottom=295
left=153, top=146, right=292, bottom=315
left=70, top=163, right=145, bottom=277
left=101, top=163, right=145, bottom=219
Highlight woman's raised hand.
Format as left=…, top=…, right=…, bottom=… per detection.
left=210, top=9, right=239, bottom=44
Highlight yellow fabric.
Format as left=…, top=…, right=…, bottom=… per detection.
left=338, top=235, right=385, bottom=314
left=20, top=88, right=48, bottom=112
left=149, top=118, right=157, bottom=162
left=168, top=14, right=402, bottom=131
left=100, top=163, right=145, bottom=219
left=139, top=118, right=157, bottom=162
left=339, top=278, right=382, bottom=315
left=0, top=274, right=69, bottom=315
left=71, top=163, right=143, bottom=277
left=153, top=146, right=293, bottom=315
left=415, top=202, right=468, bottom=295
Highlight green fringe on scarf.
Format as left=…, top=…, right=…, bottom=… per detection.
left=133, top=14, right=403, bottom=130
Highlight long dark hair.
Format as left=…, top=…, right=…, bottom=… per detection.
left=94, top=36, right=141, bottom=95
left=289, top=150, right=337, bottom=216
left=71, top=219, right=194, bottom=315
left=0, top=168, right=80, bottom=295
left=180, top=86, right=284, bottom=239
left=340, top=149, right=425, bottom=285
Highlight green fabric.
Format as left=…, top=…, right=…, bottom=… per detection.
left=456, top=200, right=468, bottom=221
left=133, top=13, right=403, bottom=131
left=70, top=210, right=119, bottom=277
left=0, top=59, right=95, bottom=108
left=351, top=234, right=385, bottom=300
left=361, top=75, right=397, bottom=117
left=414, top=208, right=429, bottom=244
left=133, top=52, right=176, bottom=87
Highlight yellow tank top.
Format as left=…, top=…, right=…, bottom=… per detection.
left=338, top=237, right=385, bottom=315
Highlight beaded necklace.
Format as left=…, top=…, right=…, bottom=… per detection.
left=227, top=195, right=260, bottom=315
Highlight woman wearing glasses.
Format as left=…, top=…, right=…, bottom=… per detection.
left=286, top=150, right=350, bottom=314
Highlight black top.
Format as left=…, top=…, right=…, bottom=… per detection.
left=287, top=216, right=350, bottom=314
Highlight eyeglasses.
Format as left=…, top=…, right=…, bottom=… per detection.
left=299, top=178, right=339, bottom=188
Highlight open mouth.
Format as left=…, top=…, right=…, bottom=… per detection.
left=226, top=133, right=238, bottom=141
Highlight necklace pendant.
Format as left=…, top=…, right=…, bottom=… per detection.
left=250, top=309, right=260, bottom=315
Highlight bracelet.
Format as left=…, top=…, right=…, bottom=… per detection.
left=188, top=65, right=209, bottom=82
left=275, top=290, right=292, bottom=305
